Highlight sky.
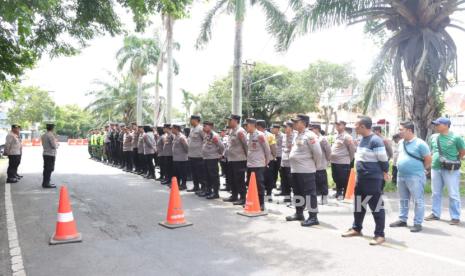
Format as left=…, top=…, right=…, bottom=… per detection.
left=22, top=2, right=465, bottom=111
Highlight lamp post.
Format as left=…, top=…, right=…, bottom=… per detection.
left=246, top=71, right=284, bottom=117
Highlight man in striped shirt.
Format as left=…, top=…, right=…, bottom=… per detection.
left=342, top=116, right=389, bottom=246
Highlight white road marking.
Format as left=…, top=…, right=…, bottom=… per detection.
left=5, top=183, right=27, bottom=276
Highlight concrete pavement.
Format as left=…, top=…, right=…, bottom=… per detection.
left=1, top=144, right=465, bottom=276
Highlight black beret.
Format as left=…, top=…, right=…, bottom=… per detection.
left=190, top=115, right=201, bottom=121
left=291, top=114, right=310, bottom=124
left=11, top=124, right=20, bottom=129
left=203, top=121, right=214, bottom=126
left=256, top=120, right=266, bottom=128
left=246, top=118, right=257, bottom=124
left=226, top=114, right=241, bottom=122
left=272, top=124, right=281, bottom=129
left=163, top=124, right=172, bottom=128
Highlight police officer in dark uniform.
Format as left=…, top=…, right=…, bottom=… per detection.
left=202, top=121, right=225, bottom=199
left=187, top=115, right=206, bottom=194
left=41, top=122, right=58, bottom=188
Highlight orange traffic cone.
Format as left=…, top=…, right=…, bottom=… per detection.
left=344, top=168, right=356, bottom=202
left=50, top=186, right=82, bottom=245
left=237, top=172, right=268, bottom=217
left=159, top=177, right=193, bottom=229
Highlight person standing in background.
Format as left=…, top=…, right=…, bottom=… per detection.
left=41, top=123, right=59, bottom=189
left=172, top=124, right=189, bottom=190
left=311, top=124, right=331, bottom=205
left=5, top=124, right=22, bottom=183
left=392, top=134, right=401, bottom=185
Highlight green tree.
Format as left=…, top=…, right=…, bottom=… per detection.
left=86, top=73, right=154, bottom=126
left=181, top=89, right=197, bottom=123
left=7, top=86, right=55, bottom=129
left=117, top=35, right=162, bottom=125
left=55, top=105, right=94, bottom=138
left=0, top=0, right=164, bottom=98
left=277, top=0, right=464, bottom=139
left=196, top=0, right=287, bottom=116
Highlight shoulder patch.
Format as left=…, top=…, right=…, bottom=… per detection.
left=258, top=135, right=266, bottom=143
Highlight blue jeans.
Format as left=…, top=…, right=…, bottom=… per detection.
left=431, top=169, right=461, bottom=220
left=397, top=175, right=426, bottom=225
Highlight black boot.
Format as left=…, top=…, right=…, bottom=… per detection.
left=301, top=213, right=319, bottom=227
left=286, top=213, right=305, bottom=221
left=206, top=192, right=219, bottom=200
left=223, top=196, right=237, bottom=202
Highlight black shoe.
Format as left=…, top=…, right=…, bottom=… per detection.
left=389, top=220, right=408, bottom=228
left=15, top=175, right=23, bottom=179
left=410, top=224, right=422, bottom=232
left=233, top=199, right=246, bottom=206
left=198, top=191, right=209, bottom=197
left=42, top=183, right=57, bottom=189
left=450, top=219, right=461, bottom=225
left=206, top=193, right=219, bottom=200
left=147, top=175, right=155, bottom=180
left=6, top=178, right=18, bottom=183
left=274, top=192, right=287, bottom=196
left=425, top=214, right=440, bottom=221
left=301, top=216, right=319, bottom=227
left=187, top=188, right=200, bottom=193
left=286, top=213, right=305, bottom=221
left=223, top=196, right=237, bottom=202
left=179, top=185, right=187, bottom=191
left=161, top=180, right=171, bottom=185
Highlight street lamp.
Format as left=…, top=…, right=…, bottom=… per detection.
left=246, top=71, right=284, bottom=117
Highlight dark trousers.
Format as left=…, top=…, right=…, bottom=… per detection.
left=173, top=160, right=188, bottom=187
left=224, top=160, right=232, bottom=191
left=230, top=161, right=247, bottom=199
left=331, top=163, right=351, bottom=196
left=132, top=149, right=138, bottom=171
left=204, top=159, right=220, bottom=194
left=247, top=167, right=266, bottom=207
left=316, top=169, right=329, bottom=196
left=352, top=178, right=385, bottom=237
left=220, top=160, right=227, bottom=176
left=272, top=157, right=281, bottom=188
left=7, top=155, right=21, bottom=179
left=105, top=143, right=112, bottom=162
left=139, top=153, right=147, bottom=173
left=189, top=157, right=205, bottom=190
left=42, top=155, right=56, bottom=185
left=125, top=151, right=134, bottom=171
left=292, top=173, right=317, bottom=215
left=161, top=156, right=173, bottom=181
left=280, top=166, right=292, bottom=195
left=145, top=154, right=155, bottom=176
left=265, top=159, right=278, bottom=195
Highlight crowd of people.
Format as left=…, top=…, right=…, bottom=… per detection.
left=81, top=114, right=464, bottom=245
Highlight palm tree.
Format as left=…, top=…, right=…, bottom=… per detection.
left=117, top=36, right=161, bottom=125
left=277, top=0, right=464, bottom=139
left=181, top=89, right=197, bottom=123
left=196, top=0, right=287, bottom=116
left=86, top=73, right=154, bottom=126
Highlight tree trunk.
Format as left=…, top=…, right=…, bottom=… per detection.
left=154, top=58, right=163, bottom=126
left=232, top=18, right=243, bottom=116
left=166, top=15, right=174, bottom=123
left=411, top=76, right=436, bottom=140
left=136, top=75, right=143, bottom=125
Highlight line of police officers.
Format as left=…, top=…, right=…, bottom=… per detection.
left=88, top=114, right=359, bottom=227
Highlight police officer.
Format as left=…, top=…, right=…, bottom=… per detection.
left=286, top=115, right=322, bottom=227
left=109, top=123, right=117, bottom=165
left=123, top=126, right=134, bottom=172
left=137, top=126, right=146, bottom=175
left=160, top=124, right=174, bottom=185
left=330, top=120, right=356, bottom=200
left=202, top=121, right=225, bottom=199
left=172, top=124, right=188, bottom=190
left=311, top=124, right=332, bottom=205
left=220, top=128, right=231, bottom=191
left=131, top=122, right=139, bottom=173
left=245, top=118, right=272, bottom=210
left=187, top=115, right=206, bottom=194
left=223, top=115, right=248, bottom=205
left=41, top=122, right=59, bottom=188
left=104, top=125, right=112, bottom=164
left=271, top=124, right=283, bottom=193
left=143, top=125, right=156, bottom=179
left=279, top=121, right=296, bottom=202
left=5, top=124, right=22, bottom=183
left=156, top=127, right=165, bottom=180
left=257, top=120, right=277, bottom=200
left=118, top=124, right=125, bottom=168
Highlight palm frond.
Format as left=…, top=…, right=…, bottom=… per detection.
left=195, top=0, right=229, bottom=49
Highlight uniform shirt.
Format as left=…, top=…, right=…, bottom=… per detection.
left=143, top=132, right=156, bottom=155
left=42, top=131, right=58, bottom=157
left=281, top=131, right=296, bottom=168
left=161, top=133, right=174, bottom=157
left=289, top=129, right=322, bottom=174
left=5, top=132, right=22, bottom=156
left=275, top=132, right=283, bottom=158
left=118, top=130, right=124, bottom=143
left=156, top=135, right=164, bottom=156
left=137, top=134, right=144, bottom=154
left=397, top=138, right=430, bottom=177
left=221, top=134, right=229, bottom=160
left=104, top=130, right=111, bottom=144
left=429, top=132, right=465, bottom=170
left=173, top=133, right=188, bottom=161
left=123, top=132, right=133, bottom=152
left=202, top=131, right=225, bottom=160
left=247, top=130, right=272, bottom=168
left=227, top=126, right=248, bottom=162
left=188, top=124, right=205, bottom=158
left=316, top=134, right=332, bottom=171
left=355, top=134, right=389, bottom=181
left=330, top=131, right=356, bottom=164
left=132, top=132, right=139, bottom=149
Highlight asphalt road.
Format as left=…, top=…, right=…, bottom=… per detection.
left=1, top=144, right=465, bottom=276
